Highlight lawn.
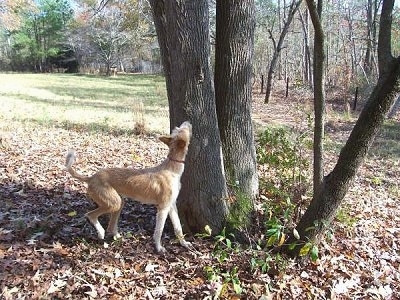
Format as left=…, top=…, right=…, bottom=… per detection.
left=0, top=73, right=399, bottom=299
left=0, top=73, right=169, bottom=134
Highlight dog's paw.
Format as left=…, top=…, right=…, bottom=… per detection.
left=97, top=228, right=105, bottom=240
left=112, top=232, right=122, bottom=240
left=156, top=245, right=166, bottom=254
left=180, top=240, right=191, bottom=248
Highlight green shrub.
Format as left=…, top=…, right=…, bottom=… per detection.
left=256, top=126, right=311, bottom=247
left=226, top=188, right=253, bottom=232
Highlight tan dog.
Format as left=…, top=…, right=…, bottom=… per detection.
left=65, top=121, right=192, bottom=253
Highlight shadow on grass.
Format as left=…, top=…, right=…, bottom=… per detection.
left=7, top=93, right=132, bottom=112
left=8, top=92, right=167, bottom=114
left=45, top=86, right=166, bottom=106
left=67, top=73, right=166, bottom=89
left=16, top=117, right=141, bottom=137
left=370, top=121, right=400, bottom=157
left=323, top=118, right=399, bottom=159
left=72, top=73, right=164, bottom=82
left=47, top=85, right=136, bottom=100
left=2, top=73, right=167, bottom=109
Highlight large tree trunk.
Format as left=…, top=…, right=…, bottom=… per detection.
left=285, top=0, right=400, bottom=256
left=264, top=0, right=302, bottom=104
left=150, top=0, right=228, bottom=233
left=214, top=0, right=258, bottom=199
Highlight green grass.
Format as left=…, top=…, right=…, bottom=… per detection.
left=0, top=73, right=169, bottom=134
left=370, top=121, right=400, bottom=157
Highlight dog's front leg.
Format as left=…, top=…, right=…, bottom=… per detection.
left=154, top=207, right=169, bottom=253
left=168, top=202, right=191, bottom=249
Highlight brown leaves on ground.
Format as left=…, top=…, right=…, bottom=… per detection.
left=1, top=90, right=400, bottom=299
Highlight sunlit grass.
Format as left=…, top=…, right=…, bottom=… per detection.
left=0, top=73, right=169, bottom=134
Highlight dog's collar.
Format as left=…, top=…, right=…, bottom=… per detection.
left=168, top=156, right=185, bottom=164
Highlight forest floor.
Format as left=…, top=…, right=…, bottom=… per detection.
left=1, top=75, right=399, bottom=299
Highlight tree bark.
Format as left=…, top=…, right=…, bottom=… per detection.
left=306, top=0, right=325, bottom=198
left=285, top=0, right=400, bottom=256
left=214, top=0, right=258, bottom=199
left=364, top=0, right=374, bottom=76
left=264, top=0, right=302, bottom=103
left=299, top=8, right=312, bottom=85
left=364, top=0, right=380, bottom=78
left=150, top=0, right=229, bottom=233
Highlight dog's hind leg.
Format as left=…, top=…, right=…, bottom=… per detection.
left=107, top=198, right=125, bottom=239
left=168, top=202, right=191, bottom=248
left=153, top=207, right=169, bottom=253
left=85, top=207, right=108, bottom=239
left=86, top=186, right=122, bottom=240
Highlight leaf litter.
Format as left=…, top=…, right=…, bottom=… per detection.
left=1, top=92, right=400, bottom=299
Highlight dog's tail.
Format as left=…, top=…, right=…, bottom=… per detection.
left=65, top=150, right=90, bottom=182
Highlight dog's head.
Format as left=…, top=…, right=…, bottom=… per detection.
left=159, top=121, right=192, bottom=152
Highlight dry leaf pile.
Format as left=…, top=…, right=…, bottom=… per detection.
left=1, top=95, right=399, bottom=299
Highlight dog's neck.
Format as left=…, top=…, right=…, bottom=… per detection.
left=168, top=155, right=185, bottom=164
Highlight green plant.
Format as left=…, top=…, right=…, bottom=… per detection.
left=221, top=266, right=242, bottom=294
left=197, top=226, right=238, bottom=263
left=213, top=228, right=237, bottom=263
left=250, top=251, right=289, bottom=276
left=257, top=126, right=312, bottom=250
left=200, top=226, right=243, bottom=295
left=257, top=126, right=310, bottom=191
left=335, top=208, right=358, bottom=228
left=287, top=219, right=331, bottom=262
left=226, top=187, right=253, bottom=231
left=262, top=195, right=297, bottom=248
left=257, top=126, right=310, bottom=214
left=203, top=265, right=243, bottom=297
left=265, top=216, right=285, bottom=247
left=250, top=254, right=272, bottom=274
left=370, top=176, right=383, bottom=185
left=388, top=183, right=400, bottom=199
left=298, top=242, right=319, bottom=262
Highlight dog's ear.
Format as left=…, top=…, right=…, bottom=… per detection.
left=159, top=136, right=172, bottom=146
left=176, top=138, right=186, bottom=149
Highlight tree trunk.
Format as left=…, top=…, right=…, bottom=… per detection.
left=264, top=0, right=302, bottom=103
left=214, top=0, right=258, bottom=199
left=285, top=0, right=399, bottom=256
left=150, top=0, right=229, bottom=233
left=364, top=0, right=374, bottom=77
left=364, top=0, right=380, bottom=78
left=299, top=8, right=312, bottom=86
left=306, top=0, right=325, bottom=198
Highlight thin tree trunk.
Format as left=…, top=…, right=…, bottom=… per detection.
left=307, top=0, right=325, bottom=197
left=364, top=0, right=374, bottom=77
left=287, top=55, right=400, bottom=256
left=284, top=0, right=399, bottom=256
left=150, top=0, right=229, bottom=233
left=264, top=0, right=302, bottom=103
left=214, top=0, right=258, bottom=199
left=299, top=9, right=312, bottom=85
left=347, top=7, right=358, bottom=80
